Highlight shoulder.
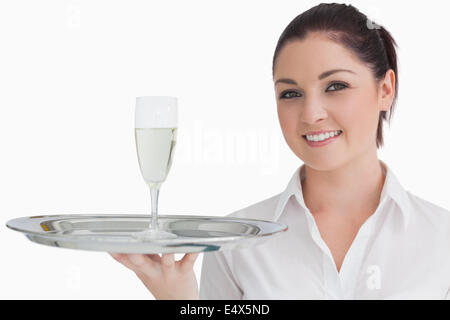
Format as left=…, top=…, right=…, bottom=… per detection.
left=406, top=191, right=450, bottom=230
left=225, top=192, right=283, bottom=221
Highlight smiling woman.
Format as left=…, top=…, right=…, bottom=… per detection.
left=199, top=3, right=450, bottom=300
left=272, top=11, right=398, bottom=150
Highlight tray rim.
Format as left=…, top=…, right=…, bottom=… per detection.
left=5, top=213, right=289, bottom=246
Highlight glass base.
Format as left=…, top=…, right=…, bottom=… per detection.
left=132, top=228, right=178, bottom=240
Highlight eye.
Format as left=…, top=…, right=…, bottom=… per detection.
left=279, top=90, right=301, bottom=99
left=279, top=82, right=348, bottom=100
left=327, top=82, right=348, bottom=92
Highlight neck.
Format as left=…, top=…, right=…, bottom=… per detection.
left=301, top=151, right=385, bottom=217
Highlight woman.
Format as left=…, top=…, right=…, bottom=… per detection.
left=110, top=3, right=450, bottom=299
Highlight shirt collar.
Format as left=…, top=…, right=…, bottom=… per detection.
left=273, top=160, right=412, bottom=230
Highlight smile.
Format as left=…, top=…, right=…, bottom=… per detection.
left=302, top=131, right=342, bottom=147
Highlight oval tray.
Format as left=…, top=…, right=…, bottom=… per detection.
left=6, top=214, right=288, bottom=254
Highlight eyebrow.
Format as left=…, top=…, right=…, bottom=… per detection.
left=274, top=69, right=356, bottom=85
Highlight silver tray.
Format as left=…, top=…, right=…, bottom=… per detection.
left=6, top=214, right=288, bottom=254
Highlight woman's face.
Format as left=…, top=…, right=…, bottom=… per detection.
left=273, top=32, right=394, bottom=171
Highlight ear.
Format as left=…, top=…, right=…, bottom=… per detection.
left=378, top=69, right=395, bottom=112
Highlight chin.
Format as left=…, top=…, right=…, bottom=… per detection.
left=301, top=156, right=345, bottom=172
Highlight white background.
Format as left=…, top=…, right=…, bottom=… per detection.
left=1, top=0, right=449, bottom=299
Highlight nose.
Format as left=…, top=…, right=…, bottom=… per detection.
left=301, top=96, right=328, bottom=125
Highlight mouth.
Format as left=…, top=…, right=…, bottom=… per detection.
left=302, top=130, right=343, bottom=144
left=302, top=130, right=343, bottom=142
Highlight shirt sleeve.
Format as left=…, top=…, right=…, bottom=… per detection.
left=199, top=249, right=243, bottom=300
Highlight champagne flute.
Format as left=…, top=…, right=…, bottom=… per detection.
left=133, top=96, right=178, bottom=240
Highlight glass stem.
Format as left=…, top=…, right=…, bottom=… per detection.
left=149, top=186, right=160, bottom=230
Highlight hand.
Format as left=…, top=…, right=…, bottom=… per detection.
left=109, top=252, right=200, bottom=300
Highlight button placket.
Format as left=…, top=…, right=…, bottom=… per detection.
left=339, top=232, right=372, bottom=299
left=323, top=251, right=343, bottom=299
left=304, top=209, right=343, bottom=298
left=304, top=199, right=386, bottom=299
left=338, top=200, right=385, bottom=297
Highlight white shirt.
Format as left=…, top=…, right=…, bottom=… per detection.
left=199, top=160, right=450, bottom=299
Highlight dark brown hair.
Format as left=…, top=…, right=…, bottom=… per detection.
left=272, top=3, right=399, bottom=149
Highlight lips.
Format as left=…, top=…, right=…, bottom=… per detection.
left=302, top=130, right=342, bottom=147
left=302, top=130, right=342, bottom=139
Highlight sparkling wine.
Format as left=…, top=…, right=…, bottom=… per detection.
left=135, top=127, right=177, bottom=188
left=133, top=96, right=178, bottom=240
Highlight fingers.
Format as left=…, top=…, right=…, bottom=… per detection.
left=161, top=253, right=175, bottom=271
left=179, top=252, right=200, bottom=271
left=146, top=253, right=162, bottom=263
left=109, top=253, right=157, bottom=276
left=109, top=252, right=200, bottom=275
left=109, top=253, right=138, bottom=271
left=128, top=254, right=153, bottom=267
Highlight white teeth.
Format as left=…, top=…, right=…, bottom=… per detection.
left=306, top=130, right=341, bottom=142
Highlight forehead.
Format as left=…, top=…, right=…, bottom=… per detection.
left=274, top=33, right=367, bottom=78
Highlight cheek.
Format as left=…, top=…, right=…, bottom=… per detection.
left=342, top=96, right=379, bottom=141
left=277, top=105, right=298, bottom=137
